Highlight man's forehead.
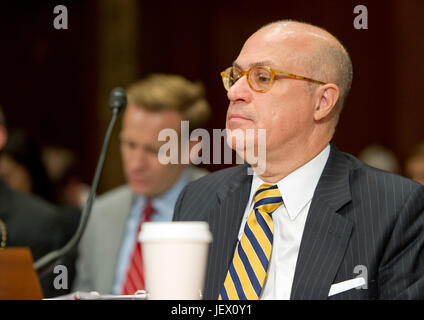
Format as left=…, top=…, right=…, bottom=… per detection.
left=235, top=24, right=333, bottom=71
left=123, top=105, right=182, bottom=131
left=235, top=36, right=304, bottom=71
left=246, top=28, right=318, bottom=53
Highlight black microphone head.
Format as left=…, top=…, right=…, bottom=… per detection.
left=109, top=87, right=127, bottom=114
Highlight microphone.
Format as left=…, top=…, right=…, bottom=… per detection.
left=34, top=87, right=127, bottom=271
left=109, top=87, right=127, bottom=114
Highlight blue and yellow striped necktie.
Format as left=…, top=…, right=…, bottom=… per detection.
left=219, top=184, right=283, bottom=300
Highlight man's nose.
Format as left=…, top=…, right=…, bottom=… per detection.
left=132, top=149, right=149, bottom=170
left=227, top=75, right=252, bottom=104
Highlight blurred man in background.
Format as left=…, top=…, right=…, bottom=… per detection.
left=0, top=105, right=67, bottom=298
left=0, top=129, right=82, bottom=295
left=73, top=74, right=211, bottom=294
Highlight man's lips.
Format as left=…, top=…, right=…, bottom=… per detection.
left=228, top=114, right=252, bottom=121
left=129, top=176, right=149, bottom=184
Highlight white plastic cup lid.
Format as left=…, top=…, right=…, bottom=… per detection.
left=139, top=221, right=212, bottom=243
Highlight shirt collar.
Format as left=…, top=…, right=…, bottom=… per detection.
left=249, top=144, right=330, bottom=221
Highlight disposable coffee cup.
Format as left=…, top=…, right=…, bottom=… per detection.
left=139, top=221, right=212, bottom=300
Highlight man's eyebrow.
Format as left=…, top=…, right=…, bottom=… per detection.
left=232, top=60, right=277, bottom=69
left=232, top=61, right=242, bottom=69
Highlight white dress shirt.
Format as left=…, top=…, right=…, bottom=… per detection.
left=237, top=144, right=330, bottom=299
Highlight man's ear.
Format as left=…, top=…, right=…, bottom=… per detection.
left=313, top=83, right=339, bottom=121
left=0, top=126, right=7, bottom=150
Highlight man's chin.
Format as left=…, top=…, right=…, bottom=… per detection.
left=130, top=184, right=152, bottom=197
left=226, top=128, right=257, bottom=149
left=226, top=122, right=253, bottom=132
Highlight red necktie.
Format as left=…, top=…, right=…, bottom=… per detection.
left=121, top=201, right=154, bottom=295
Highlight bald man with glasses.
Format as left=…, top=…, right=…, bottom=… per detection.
left=173, top=20, right=424, bottom=300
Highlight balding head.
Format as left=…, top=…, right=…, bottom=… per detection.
left=251, top=20, right=353, bottom=114
left=224, top=20, right=353, bottom=180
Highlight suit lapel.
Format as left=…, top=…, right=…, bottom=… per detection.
left=204, top=164, right=252, bottom=299
left=290, top=145, right=354, bottom=299
left=97, top=187, right=133, bottom=293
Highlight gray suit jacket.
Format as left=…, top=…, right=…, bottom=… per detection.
left=173, top=144, right=424, bottom=299
left=73, top=166, right=207, bottom=294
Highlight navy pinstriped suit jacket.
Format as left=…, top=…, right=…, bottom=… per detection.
left=173, top=144, right=424, bottom=299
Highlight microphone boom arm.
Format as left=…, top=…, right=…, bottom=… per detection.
left=34, top=89, right=126, bottom=271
